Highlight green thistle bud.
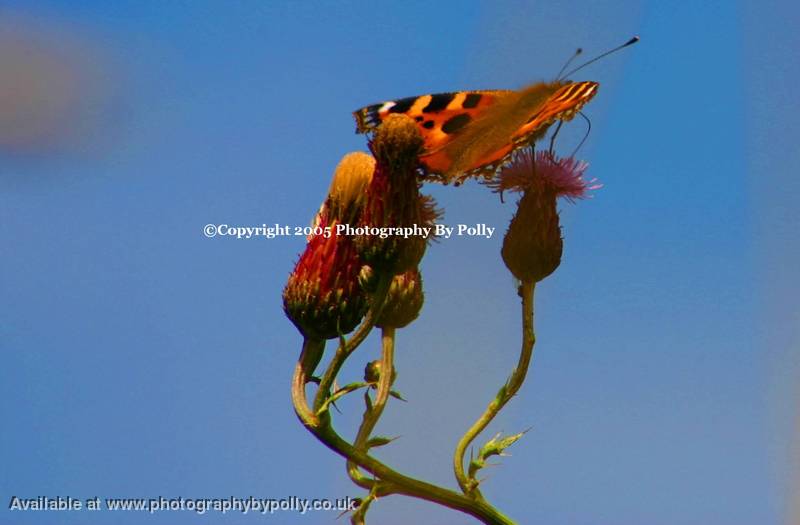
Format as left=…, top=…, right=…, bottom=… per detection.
left=376, top=269, right=424, bottom=329
left=364, top=359, right=397, bottom=386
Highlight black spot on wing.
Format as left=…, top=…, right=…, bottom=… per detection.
left=462, top=93, right=482, bottom=108
left=441, top=113, right=472, bottom=134
left=422, top=120, right=435, bottom=129
left=423, top=93, right=455, bottom=113
left=389, top=96, right=418, bottom=114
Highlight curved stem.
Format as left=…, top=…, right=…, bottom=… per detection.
left=292, top=338, right=327, bottom=428
left=454, top=280, right=536, bottom=497
left=313, top=276, right=392, bottom=412
left=291, top=334, right=516, bottom=525
left=347, top=327, right=395, bottom=486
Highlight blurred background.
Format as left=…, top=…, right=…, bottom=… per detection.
left=1, top=1, right=797, bottom=524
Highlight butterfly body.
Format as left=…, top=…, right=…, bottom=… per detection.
left=354, top=80, right=598, bottom=183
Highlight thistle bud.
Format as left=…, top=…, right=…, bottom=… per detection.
left=364, top=359, right=397, bottom=386
left=327, top=151, right=375, bottom=224
left=492, top=150, right=596, bottom=283
left=502, top=189, right=563, bottom=283
left=355, top=114, right=434, bottom=276
left=283, top=215, right=367, bottom=340
left=371, top=113, right=425, bottom=174
left=376, top=268, right=424, bottom=329
left=283, top=151, right=380, bottom=339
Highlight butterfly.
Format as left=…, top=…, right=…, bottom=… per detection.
left=353, top=37, right=638, bottom=184
left=353, top=81, right=597, bottom=184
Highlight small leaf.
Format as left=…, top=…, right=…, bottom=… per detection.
left=495, top=384, right=508, bottom=401
left=467, top=429, right=530, bottom=486
left=364, top=389, right=373, bottom=411
left=366, top=435, right=398, bottom=450
left=389, top=390, right=407, bottom=401
left=338, top=496, right=364, bottom=521
left=349, top=489, right=377, bottom=524
left=316, top=381, right=369, bottom=416
left=480, top=430, right=527, bottom=460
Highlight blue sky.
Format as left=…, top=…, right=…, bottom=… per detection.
left=1, top=1, right=798, bottom=524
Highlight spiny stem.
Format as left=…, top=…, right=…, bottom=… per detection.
left=291, top=334, right=516, bottom=525
left=454, top=280, right=536, bottom=497
left=292, top=338, right=326, bottom=429
left=313, top=275, right=392, bottom=412
left=347, top=327, right=396, bottom=488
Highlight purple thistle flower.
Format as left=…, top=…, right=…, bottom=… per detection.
left=489, top=149, right=599, bottom=202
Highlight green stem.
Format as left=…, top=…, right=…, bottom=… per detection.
left=347, top=327, right=396, bottom=487
left=454, top=280, right=536, bottom=497
left=292, top=338, right=326, bottom=428
left=313, top=276, right=392, bottom=412
left=291, top=335, right=516, bottom=525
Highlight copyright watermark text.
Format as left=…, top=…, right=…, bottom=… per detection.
left=8, top=495, right=358, bottom=515
left=203, top=223, right=495, bottom=239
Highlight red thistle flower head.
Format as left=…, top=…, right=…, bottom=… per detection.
left=355, top=114, right=436, bottom=276
left=283, top=207, right=367, bottom=341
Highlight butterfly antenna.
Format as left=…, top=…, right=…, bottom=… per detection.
left=561, top=35, right=639, bottom=79
left=555, top=47, right=583, bottom=81
left=570, top=112, right=592, bottom=157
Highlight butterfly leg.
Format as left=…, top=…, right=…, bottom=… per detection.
left=569, top=111, right=592, bottom=158
left=548, top=120, right=564, bottom=156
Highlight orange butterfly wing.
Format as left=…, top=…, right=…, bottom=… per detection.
left=353, top=90, right=509, bottom=155
left=353, top=81, right=598, bottom=182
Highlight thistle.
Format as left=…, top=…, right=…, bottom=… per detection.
left=376, top=268, right=424, bottom=329
left=327, top=151, right=375, bottom=224
left=282, top=152, right=377, bottom=340
left=282, top=214, right=367, bottom=340
left=354, top=114, right=434, bottom=276
left=493, top=149, right=597, bottom=283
